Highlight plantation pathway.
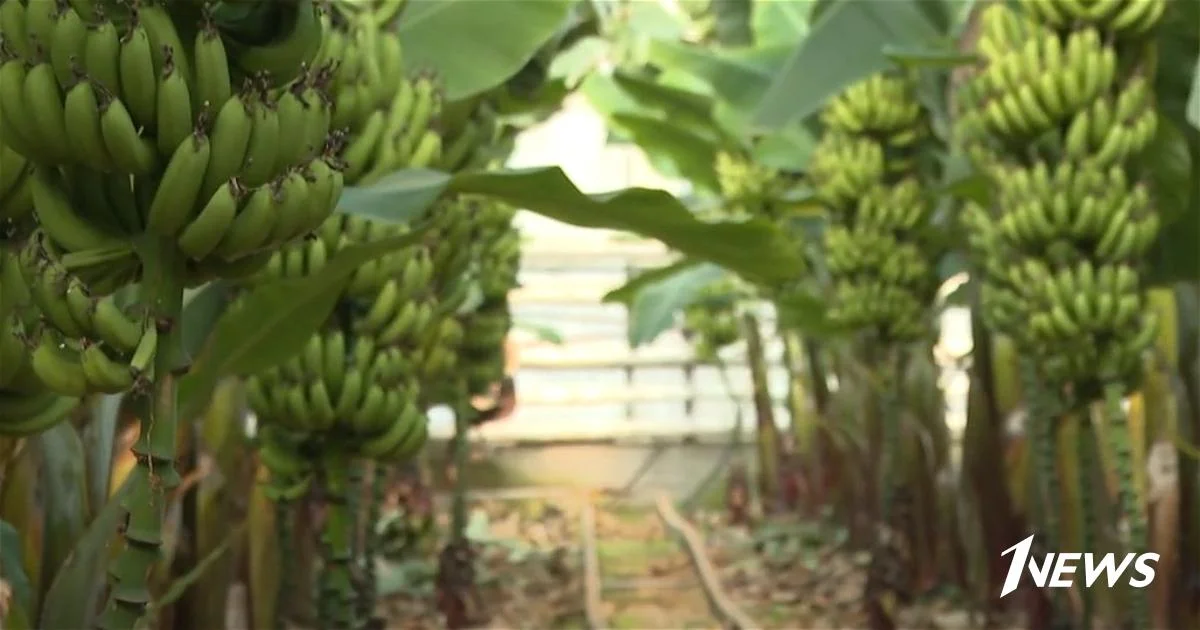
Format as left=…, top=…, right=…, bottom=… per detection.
left=583, top=495, right=747, bottom=630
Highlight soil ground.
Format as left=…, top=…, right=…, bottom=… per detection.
left=374, top=493, right=1019, bottom=629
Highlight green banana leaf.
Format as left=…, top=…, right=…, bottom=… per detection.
left=396, top=0, right=575, bottom=101
left=602, top=260, right=727, bottom=347
left=752, top=0, right=944, bottom=129
left=337, top=166, right=804, bottom=286
left=0, top=519, right=32, bottom=622
left=39, top=480, right=132, bottom=630
left=34, top=423, right=90, bottom=596
left=81, top=396, right=121, bottom=514
left=0, top=446, right=42, bottom=614
left=177, top=229, right=431, bottom=418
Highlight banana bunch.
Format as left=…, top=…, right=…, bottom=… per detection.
left=981, top=260, right=1157, bottom=384
left=0, top=0, right=338, bottom=271
left=682, top=278, right=746, bottom=363
left=237, top=4, right=453, bottom=465
left=809, top=73, right=936, bottom=341
left=1020, top=0, right=1167, bottom=36
left=246, top=325, right=428, bottom=461
left=956, top=1, right=1166, bottom=391
left=713, top=151, right=785, bottom=220
left=447, top=204, right=519, bottom=398
left=410, top=195, right=508, bottom=406
left=0, top=0, right=345, bottom=403
left=241, top=215, right=444, bottom=460
left=956, top=9, right=1159, bottom=163
left=436, top=100, right=502, bottom=173
left=806, top=134, right=888, bottom=210
left=312, top=9, right=443, bottom=186
left=820, top=74, right=925, bottom=141
left=969, top=161, right=1159, bottom=261
left=0, top=134, right=76, bottom=437
left=12, top=229, right=159, bottom=394
left=457, top=301, right=511, bottom=396
left=0, top=245, right=80, bottom=436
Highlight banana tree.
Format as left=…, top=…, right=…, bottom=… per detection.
left=0, top=3, right=800, bottom=630
left=575, top=0, right=1200, bottom=627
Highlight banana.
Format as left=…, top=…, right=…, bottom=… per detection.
left=28, top=265, right=85, bottom=338
left=302, top=156, right=341, bottom=231
left=359, top=404, right=421, bottom=459
left=357, top=279, right=400, bottom=333
left=263, top=474, right=313, bottom=502
left=300, top=333, right=324, bottom=379
left=0, top=394, right=77, bottom=437
left=271, top=80, right=310, bottom=172
left=213, top=182, right=279, bottom=260
left=49, top=6, right=86, bottom=87
left=23, top=0, right=57, bottom=58
left=127, top=324, right=158, bottom=374
left=63, top=275, right=94, bottom=330
left=155, top=47, right=194, bottom=157
left=229, top=0, right=322, bottom=87
left=91, top=297, right=143, bottom=353
left=407, top=131, right=442, bottom=169
left=64, top=78, right=113, bottom=171
left=258, top=437, right=309, bottom=479
left=0, top=0, right=33, bottom=61
left=240, top=98, right=281, bottom=187
left=192, top=21, right=232, bottom=112
left=333, top=369, right=364, bottom=419
left=265, top=169, right=310, bottom=244
left=282, top=384, right=311, bottom=430
left=0, top=57, right=47, bottom=161
left=383, top=412, right=428, bottom=462
left=200, top=93, right=255, bottom=200
left=340, top=109, right=385, bottom=182
left=29, top=167, right=123, bottom=252
left=307, top=380, right=337, bottom=431
left=349, top=384, right=386, bottom=435
left=178, top=179, right=246, bottom=261
left=321, top=330, right=345, bottom=396
left=23, top=62, right=73, bottom=162
left=99, top=92, right=157, bottom=175
left=118, top=14, right=158, bottom=130
left=79, top=341, right=134, bottom=393
left=139, top=4, right=190, bottom=80
left=146, top=130, right=211, bottom=237
left=83, top=17, right=121, bottom=94
left=374, top=300, right=417, bottom=345
left=30, top=333, right=89, bottom=397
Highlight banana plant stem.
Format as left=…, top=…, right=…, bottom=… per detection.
left=96, top=236, right=186, bottom=630
left=317, top=453, right=356, bottom=630
left=346, top=459, right=364, bottom=628
left=358, top=463, right=385, bottom=624
left=1076, top=417, right=1097, bottom=629
left=878, top=347, right=901, bottom=523
left=1021, top=359, right=1070, bottom=628
left=451, top=385, right=474, bottom=540
left=1103, top=382, right=1149, bottom=629
left=274, top=497, right=296, bottom=630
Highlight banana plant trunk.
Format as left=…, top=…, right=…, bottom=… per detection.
left=781, top=330, right=818, bottom=515
left=97, top=238, right=187, bottom=630
left=742, top=313, right=781, bottom=512
left=962, top=307, right=1021, bottom=609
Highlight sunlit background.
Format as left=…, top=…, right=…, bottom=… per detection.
left=425, top=93, right=976, bottom=454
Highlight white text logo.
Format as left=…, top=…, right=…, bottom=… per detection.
left=998, top=535, right=1158, bottom=598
